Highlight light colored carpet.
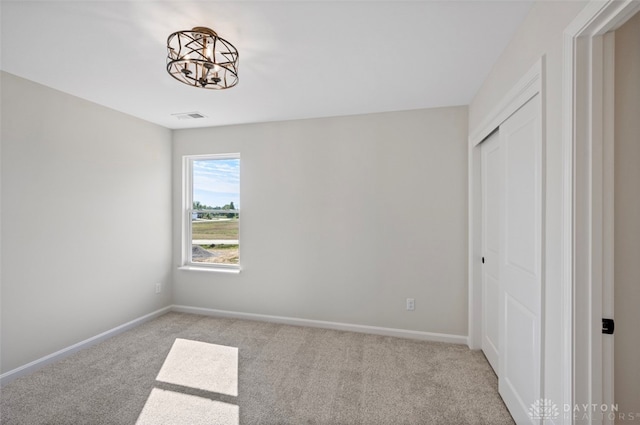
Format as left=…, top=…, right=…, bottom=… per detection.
left=0, top=312, right=514, bottom=424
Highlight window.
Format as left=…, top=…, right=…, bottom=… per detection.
left=183, top=154, right=240, bottom=271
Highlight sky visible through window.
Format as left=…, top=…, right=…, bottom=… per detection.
left=193, top=158, right=240, bottom=209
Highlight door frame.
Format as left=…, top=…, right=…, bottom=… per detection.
left=563, top=0, right=640, bottom=421
left=468, top=58, right=544, bottom=351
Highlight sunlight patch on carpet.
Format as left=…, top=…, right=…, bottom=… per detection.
left=156, top=338, right=238, bottom=396
left=135, top=388, right=239, bottom=425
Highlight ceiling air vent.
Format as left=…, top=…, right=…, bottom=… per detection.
left=172, top=112, right=207, bottom=120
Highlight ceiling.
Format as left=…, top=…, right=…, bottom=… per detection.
left=0, top=1, right=533, bottom=130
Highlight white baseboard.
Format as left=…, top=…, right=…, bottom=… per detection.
left=0, top=306, right=172, bottom=386
left=171, top=305, right=467, bottom=345
left=2, top=304, right=467, bottom=386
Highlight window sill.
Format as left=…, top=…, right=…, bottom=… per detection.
left=178, top=265, right=241, bottom=274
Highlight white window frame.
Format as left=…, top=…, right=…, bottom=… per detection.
left=181, top=153, right=240, bottom=273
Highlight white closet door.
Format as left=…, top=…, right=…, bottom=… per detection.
left=481, top=131, right=501, bottom=374
left=499, top=94, right=543, bottom=425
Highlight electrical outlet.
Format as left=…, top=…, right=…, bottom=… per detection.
left=155, top=283, right=162, bottom=294
left=406, top=298, right=415, bottom=311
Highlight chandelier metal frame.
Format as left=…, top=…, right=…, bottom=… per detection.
left=167, top=26, right=239, bottom=90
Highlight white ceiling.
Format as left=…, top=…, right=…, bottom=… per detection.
left=1, top=1, right=533, bottom=130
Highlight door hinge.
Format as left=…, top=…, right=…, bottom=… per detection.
left=602, top=318, right=615, bottom=335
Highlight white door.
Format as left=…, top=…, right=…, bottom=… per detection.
left=498, top=94, right=543, bottom=424
left=481, top=131, right=501, bottom=374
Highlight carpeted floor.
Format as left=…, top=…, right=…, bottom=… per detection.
left=0, top=312, right=514, bottom=424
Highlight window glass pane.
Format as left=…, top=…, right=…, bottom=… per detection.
left=191, top=158, right=239, bottom=265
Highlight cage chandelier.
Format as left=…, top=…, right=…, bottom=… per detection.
left=166, top=26, right=239, bottom=90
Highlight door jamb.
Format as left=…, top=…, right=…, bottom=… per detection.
left=563, top=0, right=640, bottom=421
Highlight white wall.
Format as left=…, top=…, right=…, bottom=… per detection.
left=468, top=0, right=587, bottom=411
left=0, top=72, right=173, bottom=374
left=614, top=11, right=640, bottom=420
left=173, top=107, right=468, bottom=336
